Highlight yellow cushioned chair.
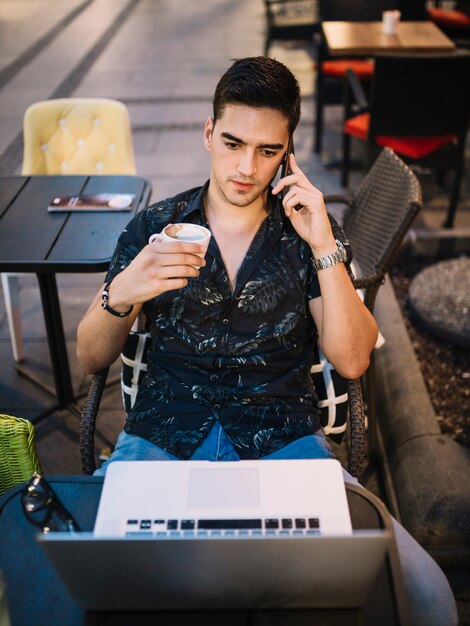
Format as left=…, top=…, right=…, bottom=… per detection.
left=2, top=98, right=137, bottom=363
left=22, top=97, right=136, bottom=175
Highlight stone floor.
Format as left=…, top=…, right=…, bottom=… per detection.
left=0, top=0, right=469, bottom=621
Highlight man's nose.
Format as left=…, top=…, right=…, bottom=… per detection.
left=237, top=151, right=256, bottom=177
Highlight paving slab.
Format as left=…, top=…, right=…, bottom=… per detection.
left=0, top=0, right=89, bottom=72
left=0, top=0, right=137, bottom=157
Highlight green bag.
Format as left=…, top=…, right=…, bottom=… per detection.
left=0, top=414, right=42, bottom=496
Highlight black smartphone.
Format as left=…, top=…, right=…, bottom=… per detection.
left=278, top=135, right=295, bottom=201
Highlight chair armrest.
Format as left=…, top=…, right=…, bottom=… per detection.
left=323, top=193, right=354, bottom=206
left=344, top=67, right=369, bottom=115
left=79, top=368, right=110, bottom=475
left=346, top=379, right=366, bottom=480
left=352, top=272, right=384, bottom=290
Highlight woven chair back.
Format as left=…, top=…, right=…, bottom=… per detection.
left=0, top=414, right=42, bottom=496
left=343, top=149, right=422, bottom=311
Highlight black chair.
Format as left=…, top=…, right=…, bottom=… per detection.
left=341, top=53, right=470, bottom=228
left=327, top=148, right=422, bottom=483
left=314, top=0, right=402, bottom=155
left=326, top=148, right=422, bottom=314
left=314, top=0, right=429, bottom=155
left=263, top=0, right=319, bottom=56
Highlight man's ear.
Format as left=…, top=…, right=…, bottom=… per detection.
left=203, top=116, right=214, bottom=151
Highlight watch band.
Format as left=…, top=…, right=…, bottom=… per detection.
left=312, top=239, right=347, bottom=272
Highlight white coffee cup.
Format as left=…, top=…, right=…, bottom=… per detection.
left=382, top=10, right=401, bottom=35
left=149, top=223, right=211, bottom=265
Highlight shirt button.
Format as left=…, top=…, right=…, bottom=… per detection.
left=222, top=318, right=229, bottom=325
left=210, top=374, right=218, bottom=382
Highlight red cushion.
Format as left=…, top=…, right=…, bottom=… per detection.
left=427, top=7, right=470, bottom=29
left=321, top=59, right=374, bottom=79
left=344, top=113, right=458, bottom=159
left=344, top=113, right=370, bottom=140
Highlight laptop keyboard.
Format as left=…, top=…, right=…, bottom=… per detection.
left=124, top=517, right=321, bottom=538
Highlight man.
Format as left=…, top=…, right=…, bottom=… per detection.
left=77, top=57, right=457, bottom=625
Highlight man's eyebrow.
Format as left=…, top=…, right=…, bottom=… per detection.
left=221, top=132, right=284, bottom=150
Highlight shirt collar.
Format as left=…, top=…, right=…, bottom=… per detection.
left=179, top=180, right=284, bottom=226
left=179, top=180, right=210, bottom=221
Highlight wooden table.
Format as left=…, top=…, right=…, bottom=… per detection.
left=322, top=20, right=456, bottom=56
left=0, top=175, right=152, bottom=422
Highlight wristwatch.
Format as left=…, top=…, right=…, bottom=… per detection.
left=312, top=239, right=348, bottom=272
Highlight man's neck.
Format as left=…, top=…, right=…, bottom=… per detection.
left=204, top=183, right=271, bottom=290
left=204, top=184, right=270, bottom=235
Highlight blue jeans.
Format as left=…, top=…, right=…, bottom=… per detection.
left=95, top=421, right=336, bottom=469
left=94, top=422, right=457, bottom=626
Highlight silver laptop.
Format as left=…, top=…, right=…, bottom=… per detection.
left=94, top=458, right=353, bottom=537
left=37, top=459, right=391, bottom=611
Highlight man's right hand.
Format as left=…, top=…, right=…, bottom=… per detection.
left=76, top=239, right=206, bottom=373
left=105, top=239, right=207, bottom=311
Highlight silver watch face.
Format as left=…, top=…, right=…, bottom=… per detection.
left=335, top=239, right=348, bottom=262
left=312, top=239, right=348, bottom=272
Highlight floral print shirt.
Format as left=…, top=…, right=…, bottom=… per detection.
left=105, top=182, right=349, bottom=459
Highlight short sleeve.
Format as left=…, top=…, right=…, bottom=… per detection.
left=104, top=210, right=151, bottom=284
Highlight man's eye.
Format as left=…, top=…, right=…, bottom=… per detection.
left=225, top=142, right=239, bottom=150
left=261, top=150, right=278, bottom=158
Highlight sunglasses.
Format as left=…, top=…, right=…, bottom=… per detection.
left=21, top=473, right=81, bottom=533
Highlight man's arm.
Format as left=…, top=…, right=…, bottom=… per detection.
left=272, top=154, right=378, bottom=379
left=77, top=239, right=206, bottom=374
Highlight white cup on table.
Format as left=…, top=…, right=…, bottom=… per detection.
left=382, top=10, right=401, bottom=35
left=149, top=223, right=211, bottom=267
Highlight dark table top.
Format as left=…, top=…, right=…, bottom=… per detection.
left=0, top=477, right=409, bottom=626
left=0, top=175, right=151, bottom=273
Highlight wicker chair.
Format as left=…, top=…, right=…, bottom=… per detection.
left=326, top=148, right=422, bottom=480
left=327, top=148, right=422, bottom=314
left=0, top=414, right=42, bottom=496
left=80, top=334, right=367, bottom=481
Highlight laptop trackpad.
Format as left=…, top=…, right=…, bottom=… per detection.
left=188, top=468, right=260, bottom=508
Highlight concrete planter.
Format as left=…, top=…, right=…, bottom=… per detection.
left=373, top=277, right=470, bottom=567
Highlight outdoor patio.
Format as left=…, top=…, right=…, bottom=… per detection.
left=0, top=0, right=469, bottom=623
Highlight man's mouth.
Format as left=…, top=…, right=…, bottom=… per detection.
left=231, top=180, right=255, bottom=191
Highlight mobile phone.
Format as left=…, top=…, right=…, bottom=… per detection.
left=278, top=135, right=295, bottom=201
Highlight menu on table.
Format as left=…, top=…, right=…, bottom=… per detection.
left=48, top=193, right=135, bottom=212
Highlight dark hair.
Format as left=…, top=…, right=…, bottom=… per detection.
left=213, top=57, right=301, bottom=135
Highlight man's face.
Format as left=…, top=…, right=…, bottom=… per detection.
left=204, top=104, right=290, bottom=210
